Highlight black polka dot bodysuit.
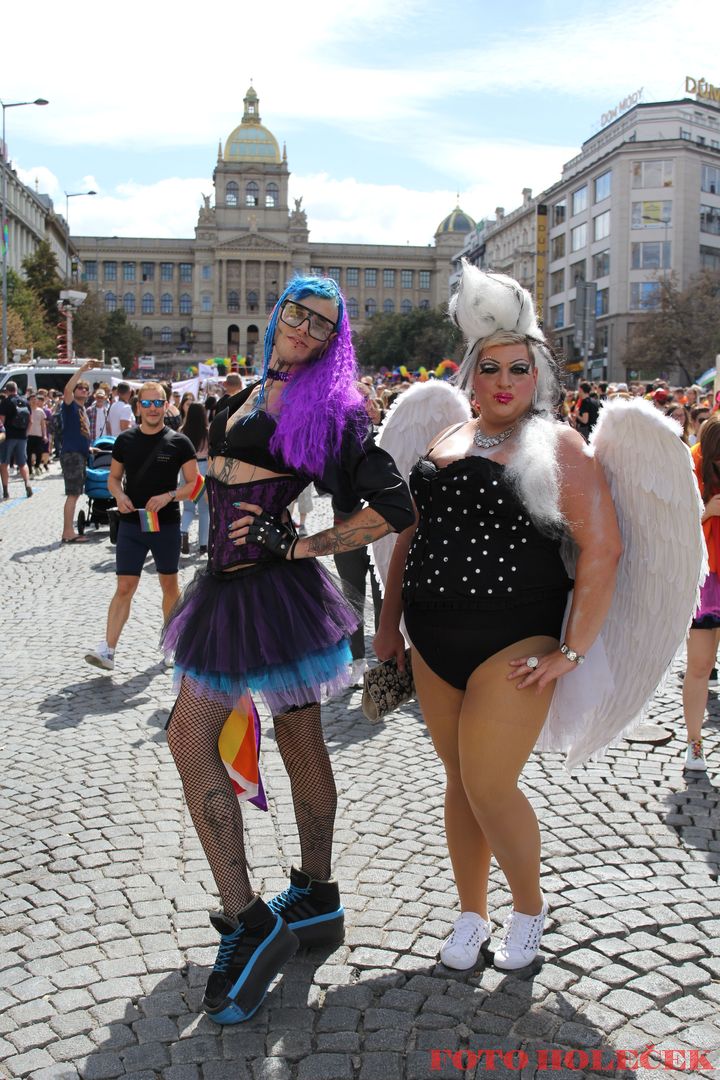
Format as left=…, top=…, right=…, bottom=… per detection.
left=402, top=453, right=572, bottom=689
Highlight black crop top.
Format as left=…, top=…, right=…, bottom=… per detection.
left=208, top=383, right=414, bottom=533
left=403, top=454, right=571, bottom=610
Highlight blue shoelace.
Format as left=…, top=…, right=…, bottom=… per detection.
left=268, top=882, right=310, bottom=917
left=213, top=922, right=246, bottom=972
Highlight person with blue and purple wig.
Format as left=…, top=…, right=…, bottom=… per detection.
left=161, top=274, right=413, bottom=1024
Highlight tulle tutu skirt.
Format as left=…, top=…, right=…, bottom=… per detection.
left=162, top=559, right=360, bottom=713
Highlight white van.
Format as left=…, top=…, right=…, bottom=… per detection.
left=0, top=358, right=124, bottom=396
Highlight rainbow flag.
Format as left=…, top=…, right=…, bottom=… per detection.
left=139, top=509, right=161, bottom=533
left=189, top=474, right=206, bottom=503
left=218, top=694, right=267, bottom=810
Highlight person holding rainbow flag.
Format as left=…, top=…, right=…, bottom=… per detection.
left=84, top=382, right=200, bottom=672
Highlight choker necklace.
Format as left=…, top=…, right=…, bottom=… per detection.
left=266, top=367, right=291, bottom=382
left=473, top=422, right=517, bottom=449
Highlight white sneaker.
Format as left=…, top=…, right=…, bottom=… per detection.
left=493, top=897, right=548, bottom=970
left=440, top=912, right=491, bottom=970
left=684, top=740, right=707, bottom=772
left=350, top=658, right=368, bottom=687
left=84, top=644, right=115, bottom=672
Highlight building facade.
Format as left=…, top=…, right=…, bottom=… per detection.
left=73, top=88, right=472, bottom=363
left=1, top=161, right=70, bottom=277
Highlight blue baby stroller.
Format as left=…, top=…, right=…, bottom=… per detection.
left=77, top=434, right=117, bottom=535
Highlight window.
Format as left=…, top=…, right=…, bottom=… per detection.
left=570, top=223, right=587, bottom=252
left=346, top=267, right=359, bottom=287
left=179, top=293, right=192, bottom=315
left=247, top=290, right=258, bottom=312
left=593, top=210, right=610, bottom=241
left=680, top=128, right=692, bottom=140
left=226, top=181, right=239, bottom=207
left=179, top=263, right=192, bottom=282
left=103, top=261, right=117, bottom=281
left=701, top=245, right=720, bottom=271
left=141, top=262, right=154, bottom=282
left=401, top=299, right=412, bottom=314
left=571, top=260, right=586, bottom=285
left=594, top=171, right=611, bottom=203
left=401, top=270, right=413, bottom=288
left=123, top=292, right=135, bottom=314
left=160, top=263, right=174, bottom=281
left=631, top=160, right=673, bottom=188
left=571, top=186, right=587, bottom=216
left=419, top=270, right=431, bottom=289
left=347, top=297, right=359, bottom=319
left=553, top=199, right=566, bottom=226
left=550, top=268, right=565, bottom=295
left=161, top=326, right=172, bottom=343
left=141, top=292, right=154, bottom=314
left=418, top=299, right=430, bottom=310
left=160, top=293, right=173, bottom=314
left=631, top=241, right=671, bottom=270
left=105, top=291, right=117, bottom=312
left=265, top=182, right=279, bottom=208
left=365, top=298, right=377, bottom=317
left=551, top=234, right=565, bottom=260
left=630, top=282, right=660, bottom=310
left=383, top=269, right=395, bottom=288
left=245, top=181, right=259, bottom=207
left=201, top=265, right=212, bottom=280
left=593, top=250, right=610, bottom=278
left=702, top=165, right=720, bottom=194
left=595, top=288, right=609, bottom=317
left=365, top=268, right=377, bottom=287
left=327, top=268, right=341, bottom=283
left=143, top=327, right=153, bottom=341
left=310, top=266, right=324, bottom=276
left=82, top=261, right=97, bottom=282
left=701, top=205, right=720, bottom=235
left=550, top=303, right=564, bottom=329
left=201, top=293, right=212, bottom=313
left=631, top=201, right=672, bottom=228
left=122, top=262, right=135, bottom=282
left=228, top=291, right=240, bottom=313
left=266, top=291, right=278, bottom=313
left=383, top=299, right=395, bottom=314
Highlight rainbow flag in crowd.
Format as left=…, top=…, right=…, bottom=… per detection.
left=189, top=475, right=206, bottom=503
left=218, top=694, right=268, bottom=811
left=139, top=509, right=161, bottom=533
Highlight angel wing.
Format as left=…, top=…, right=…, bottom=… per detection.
left=371, top=381, right=472, bottom=592
left=539, top=397, right=706, bottom=769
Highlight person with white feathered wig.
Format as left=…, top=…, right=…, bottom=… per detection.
left=373, top=261, right=623, bottom=971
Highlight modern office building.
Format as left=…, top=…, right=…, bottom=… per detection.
left=72, top=87, right=472, bottom=362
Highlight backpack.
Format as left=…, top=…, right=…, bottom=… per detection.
left=7, top=396, right=31, bottom=436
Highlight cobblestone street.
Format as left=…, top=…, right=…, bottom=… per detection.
left=1, top=465, right=719, bottom=1080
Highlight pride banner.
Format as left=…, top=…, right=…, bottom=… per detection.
left=218, top=694, right=268, bottom=810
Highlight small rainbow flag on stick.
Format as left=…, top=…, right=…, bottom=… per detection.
left=139, top=508, right=161, bottom=533
left=218, top=694, right=268, bottom=810
left=189, top=474, right=206, bottom=503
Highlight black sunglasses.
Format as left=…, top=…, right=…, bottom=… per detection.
left=279, top=299, right=337, bottom=342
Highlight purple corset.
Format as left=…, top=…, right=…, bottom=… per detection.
left=206, top=474, right=309, bottom=571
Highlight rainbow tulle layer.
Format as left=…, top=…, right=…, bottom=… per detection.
left=162, top=559, right=359, bottom=713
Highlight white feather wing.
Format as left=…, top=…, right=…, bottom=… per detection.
left=541, top=397, right=706, bottom=769
left=371, top=381, right=472, bottom=590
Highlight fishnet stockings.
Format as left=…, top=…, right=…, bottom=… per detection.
left=166, top=681, right=253, bottom=917
left=272, top=703, right=337, bottom=881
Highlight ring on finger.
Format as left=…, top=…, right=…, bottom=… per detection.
left=526, top=656, right=539, bottom=670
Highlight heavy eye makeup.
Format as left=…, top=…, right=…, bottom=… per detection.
left=476, top=361, right=532, bottom=377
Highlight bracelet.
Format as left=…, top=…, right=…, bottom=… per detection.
left=288, top=537, right=299, bottom=561
left=168, top=490, right=177, bottom=502
left=560, top=643, right=585, bottom=665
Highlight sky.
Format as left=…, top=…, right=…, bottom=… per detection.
left=3, top=0, right=716, bottom=247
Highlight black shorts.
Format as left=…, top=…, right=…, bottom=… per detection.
left=691, top=613, right=720, bottom=630
left=404, top=590, right=569, bottom=690
left=115, top=518, right=181, bottom=577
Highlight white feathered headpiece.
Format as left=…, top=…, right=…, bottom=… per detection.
left=449, top=259, right=561, bottom=415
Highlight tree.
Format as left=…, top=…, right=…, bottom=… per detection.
left=73, top=290, right=107, bottom=359
left=6, top=269, right=55, bottom=355
left=625, top=270, right=720, bottom=383
left=101, top=310, right=143, bottom=369
left=0, top=301, right=30, bottom=355
left=21, top=241, right=62, bottom=326
left=355, top=306, right=463, bottom=371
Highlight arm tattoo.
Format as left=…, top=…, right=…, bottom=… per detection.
left=307, top=519, right=392, bottom=557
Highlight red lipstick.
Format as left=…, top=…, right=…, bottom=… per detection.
left=494, top=393, right=514, bottom=404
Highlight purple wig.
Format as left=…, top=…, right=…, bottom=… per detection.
left=257, top=275, right=365, bottom=476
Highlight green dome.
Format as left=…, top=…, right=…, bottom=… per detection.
left=435, top=206, right=476, bottom=237
left=224, top=123, right=280, bottom=163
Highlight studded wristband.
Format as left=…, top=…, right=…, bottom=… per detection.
left=560, top=643, right=585, bottom=665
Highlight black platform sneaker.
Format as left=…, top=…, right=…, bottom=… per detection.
left=268, top=866, right=345, bottom=947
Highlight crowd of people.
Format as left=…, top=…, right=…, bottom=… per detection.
left=1, top=267, right=716, bottom=1025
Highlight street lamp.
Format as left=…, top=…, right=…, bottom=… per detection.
left=64, top=189, right=96, bottom=282
left=1, top=97, right=49, bottom=365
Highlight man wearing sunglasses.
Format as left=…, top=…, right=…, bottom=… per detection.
left=84, top=382, right=198, bottom=672
left=162, top=276, right=413, bottom=1026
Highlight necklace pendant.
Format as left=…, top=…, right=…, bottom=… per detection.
left=473, top=424, right=516, bottom=449
left=267, top=367, right=291, bottom=383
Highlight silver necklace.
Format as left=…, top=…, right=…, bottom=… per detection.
left=473, top=422, right=516, bottom=449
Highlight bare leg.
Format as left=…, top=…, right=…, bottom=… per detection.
left=63, top=495, right=80, bottom=540
left=106, top=575, right=140, bottom=649
left=683, top=628, right=719, bottom=742
left=159, top=573, right=181, bottom=622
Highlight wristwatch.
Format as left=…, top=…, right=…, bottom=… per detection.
left=560, top=643, right=585, bottom=665
left=168, top=490, right=177, bottom=501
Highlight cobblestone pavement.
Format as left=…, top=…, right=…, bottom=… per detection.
left=1, top=465, right=719, bottom=1080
